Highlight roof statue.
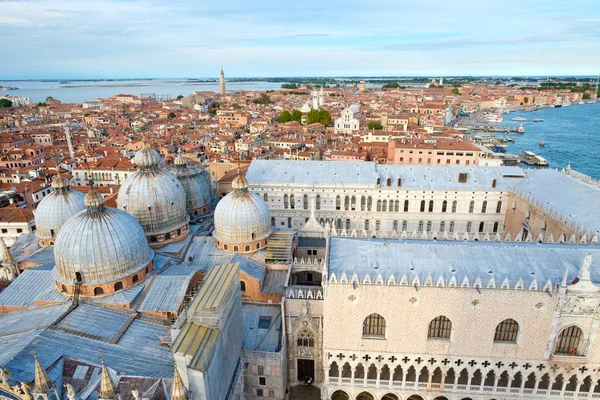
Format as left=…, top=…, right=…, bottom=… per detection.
left=32, top=352, right=52, bottom=396
left=569, top=253, right=599, bottom=294
left=99, top=357, right=118, bottom=400
left=299, top=200, right=325, bottom=237
left=171, top=366, right=188, bottom=400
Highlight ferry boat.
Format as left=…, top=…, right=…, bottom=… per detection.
left=511, top=117, right=526, bottom=121
left=520, top=151, right=548, bottom=166
left=516, top=124, right=525, bottom=134
left=539, top=140, right=546, bottom=147
left=485, top=113, right=503, bottom=123
left=553, top=102, right=562, bottom=108
left=532, top=117, right=544, bottom=122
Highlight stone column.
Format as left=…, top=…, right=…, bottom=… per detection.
left=493, top=375, right=499, bottom=393
left=427, top=372, right=433, bottom=391
left=574, top=379, right=581, bottom=398
left=376, top=368, right=381, bottom=387
left=520, top=375, right=527, bottom=394
left=351, top=366, right=355, bottom=385
left=560, top=379, right=568, bottom=397
left=533, top=377, right=540, bottom=395
left=401, top=370, right=407, bottom=390
left=325, top=367, right=330, bottom=384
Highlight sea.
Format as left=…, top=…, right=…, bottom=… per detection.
left=0, top=79, right=285, bottom=104
left=477, top=103, right=600, bottom=179
left=2, top=80, right=599, bottom=179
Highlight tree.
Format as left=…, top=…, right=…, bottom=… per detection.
left=176, top=95, right=184, bottom=100
left=0, top=98, right=12, bottom=107
left=319, top=109, right=331, bottom=125
left=253, top=93, right=271, bottom=104
left=281, top=83, right=298, bottom=89
left=523, top=97, right=529, bottom=104
left=167, top=112, right=176, bottom=119
left=278, top=110, right=292, bottom=123
left=291, top=109, right=302, bottom=122
left=45, top=96, right=54, bottom=102
left=451, top=88, right=461, bottom=95
left=306, top=109, right=321, bottom=124
left=367, top=121, right=383, bottom=130
left=37, top=102, right=48, bottom=107
left=583, top=93, right=591, bottom=100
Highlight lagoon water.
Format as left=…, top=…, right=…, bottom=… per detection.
left=497, top=103, right=600, bottom=179
left=0, top=79, right=284, bottom=104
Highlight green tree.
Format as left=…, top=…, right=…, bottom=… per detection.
left=523, top=97, right=529, bottom=104
left=253, top=93, right=271, bottom=104
left=291, top=109, right=302, bottom=122
left=176, top=95, right=184, bottom=100
left=45, top=96, right=54, bottom=102
left=318, top=109, right=331, bottom=125
left=278, top=110, right=292, bottom=123
left=451, top=88, right=461, bottom=95
left=281, top=83, right=298, bottom=89
left=0, top=98, right=12, bottom=107
left=306, top=109, right=321, bottom=124
left=368, top=121, right=383, bottom=130
left=583, top=93, right=591, bottom=100
left=167, top=112, right=176, bottom=119
left=37, top=102, right=48, bottom=107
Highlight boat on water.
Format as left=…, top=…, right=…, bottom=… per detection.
left=520, top=151, right=548, bottom=166
left=485, top=113, right=503, bottom=123
left=539, top=140, right=546, bottom=147
left=532, top=117, right=544, bottom=122
left=499, top=136, right=515, bottom=143
left=511, top=117, right=527, bottom=121
left=516, top=124, right=525, bottom=134
left=553, top=103, right=562, bottom=108
left=490, top=144, right=507, bottom=153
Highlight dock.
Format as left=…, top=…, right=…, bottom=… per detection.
left=469, top=125, right=524, bottom=133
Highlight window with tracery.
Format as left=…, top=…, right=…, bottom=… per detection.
left=363, top=313, right=386, bottom=338
left=428, top=316, right=452, bottom=339
left=494, top=319, right=519, bottom=343
left=296, top=329, right=315, bottom=347
left=554, top=326, right=583, bottom=355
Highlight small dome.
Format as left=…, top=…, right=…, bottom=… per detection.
left=214, top=173, right=271, bottom=251
left=133, top=143, right=162, bottom=169
left=35, top=176, right=86, bottom=243
left=118, top=145, right=189, bottom=246
left=54, top=187, right=153, bottom=292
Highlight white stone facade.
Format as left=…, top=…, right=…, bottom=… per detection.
left=335, top=105, right=361, bottom=134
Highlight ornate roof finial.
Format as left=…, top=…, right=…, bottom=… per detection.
left=578, top=253, right=593, bottom=281
left=32, top=351, right=52, bottom=395
left=171, top=364, right=187, bottom=400
left=99, top=356, right=118, bottom=400
left=561, top=265, right=570, bottom=288
left=84, top=179, right=104, bottom=212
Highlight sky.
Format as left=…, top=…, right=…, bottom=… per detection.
left=1, top=0, right=600, bottom=79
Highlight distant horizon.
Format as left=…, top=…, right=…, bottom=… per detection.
left=2, top=74, right=599, bottom=82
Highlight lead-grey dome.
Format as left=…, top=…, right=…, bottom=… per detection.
left=214, top=172, right=272, bottom=249
left=54, top=185, right=153, bottom=288
left=35, top=175, right=86, bottom=244
left=169, top=151, right=211, bottom=216
left=117, top=145, right=189, bottom=242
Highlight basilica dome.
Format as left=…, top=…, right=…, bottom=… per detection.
left=117, top=143, right=190, bottom=247
left=169, top=151, right=212, bottom=218
left=35, top=175, right=86, bottom=247
left=213, top=171, right=272, bottom=253
left=54, top=184, right=154, bottom=297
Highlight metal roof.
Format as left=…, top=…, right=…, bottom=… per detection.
left=139, top=263, right=204, bottom=313
left=264, top=231, right=294, bottom=264
left=0, top=266, right=67, bottom=308
left=242, top=303, right=282, bottom=352
left=246, top=160, right=525, bottom=190
left=261, top=270, right=288, bottom=294
left=171, top=322, right=218, bottom=372
left=328, top=238, right=600, bottom=289
left=188, top=263, right=238, bottom=313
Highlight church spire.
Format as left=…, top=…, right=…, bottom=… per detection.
left=171, top=365, right=187, bottom=400
left=219, top=66, right=226, bottom=95
left=33, top=352, right=52, bottom=395
left=99, top=357, right=118, bottom=400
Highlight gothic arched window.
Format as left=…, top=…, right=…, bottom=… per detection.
left=296, top=329, right=315, bottom=347
left=469, top=201, right=475, bottom=213
left=496, top=201, right=502, bottom=213
left=442, top=200, right=447, bottom=213
left=428, top=316, right=452, bottom=339
left=554, top=326, right=583, bottom=355
left=316, top=194, right=321, bottom=210
left=363, top=313, right=386, bottom=338
left=481, top=200, right=488, bottom=213
left=494, top=319, right=519, bottom=343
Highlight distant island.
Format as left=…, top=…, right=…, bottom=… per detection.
left=0, top=86, right=18, bottom=90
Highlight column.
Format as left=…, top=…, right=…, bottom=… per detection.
left=520, top=375, right=527, bottom=394
left=574, top=379, right=581, bottom=398
left=492, top=375, right=499, bottom=393
left=560, top=379, right=568, bottom=397
left=325, top=367, right=330, bottom=384
left=351, top=366, right=355, bottom=385
left=338, top=366, right=342, bottom=382
left=533, top=377, right=540, bottom=395
left=401, top=370, right=407, bottom=390
left=427, top=372, right=433, bottom=392
left=440, top=373, right=447, bottom=392
left=507, top=376, right=513, bottom=393
left=376, top=369, right=381, bottom=387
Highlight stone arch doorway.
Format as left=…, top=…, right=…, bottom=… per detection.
left=331, top=390, right=349, bottom=400
left=356, top=392, right=375, bottom=400
left=381, top=394, right=399, bottom=400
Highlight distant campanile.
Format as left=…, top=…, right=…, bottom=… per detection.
left=219, top=66, right=226, bottom=95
